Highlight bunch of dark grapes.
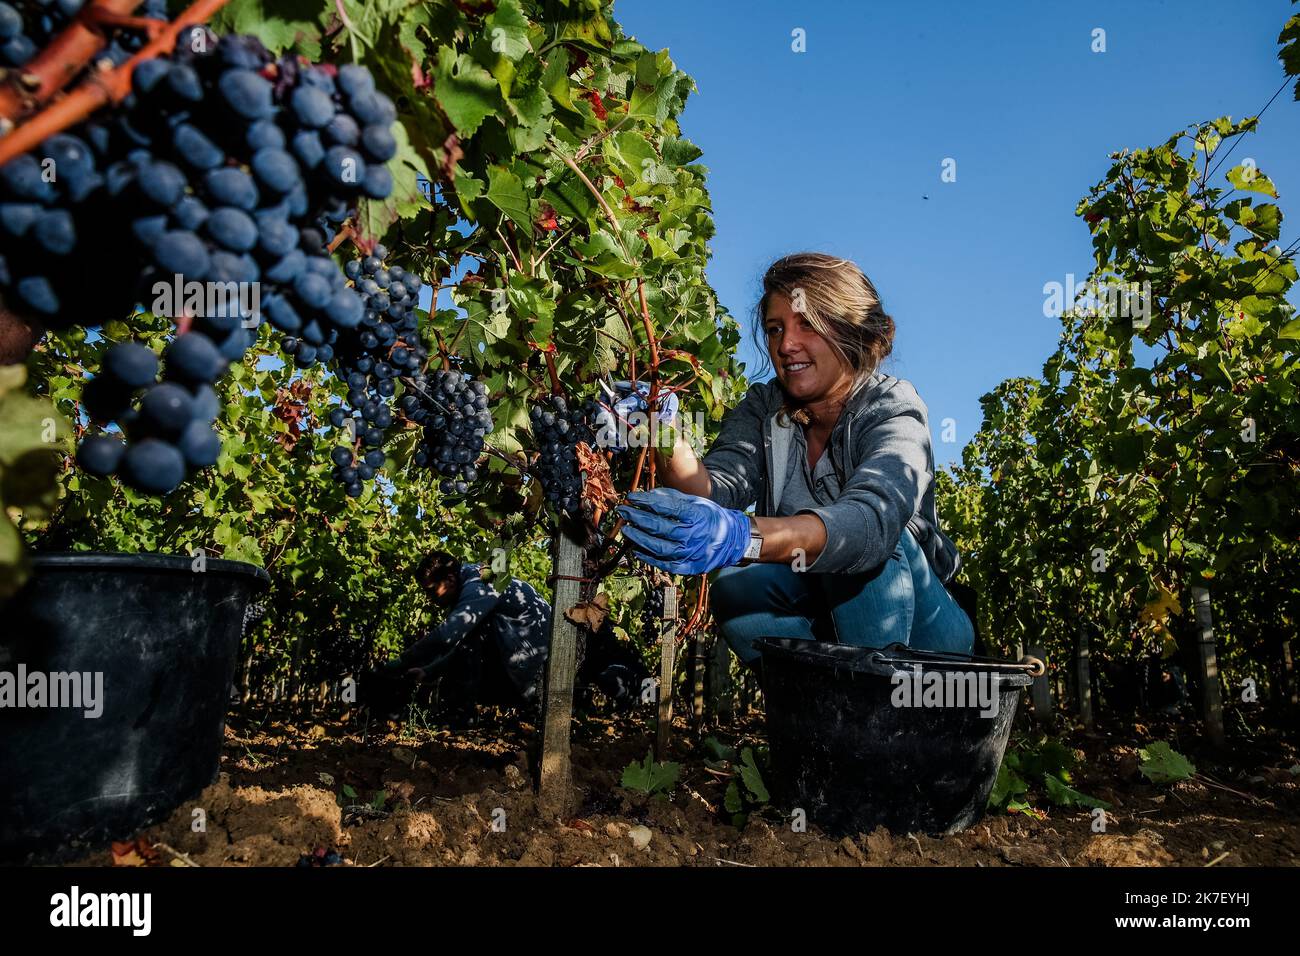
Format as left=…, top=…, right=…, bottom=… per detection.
left=295, top=847, right=343, bottom=867
left=0, top=0, right=167, bottom=69
left=409, top=368, right=493, bottom=495
left=528, top=394, right=601, bottom=519
left=75, top=333, right=226, bottom=492
left=325, top=245, right=429, bottom=497
left=639, top=583, right=665, bottom=642
left=0, top=28, right=399, bottom=495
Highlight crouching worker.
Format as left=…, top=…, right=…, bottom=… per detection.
left=362, top=550, right=649, bottom=725
left=614, top=253, right=974, bottom=669
left=364, top=551, right=551, bottom=725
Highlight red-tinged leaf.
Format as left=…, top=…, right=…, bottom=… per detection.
left=536, top=202, right=559, bottom=232
left=582, top=90, right=607, bottom=121
left=565, top=592, right=610, bottom=631
left=111, top=836, right=160, bottom=867
left=412, top=59, right=432, bottom=91
left=575, top=441, right=617, bottom=524
left=439, top=133, right=463, bottom=184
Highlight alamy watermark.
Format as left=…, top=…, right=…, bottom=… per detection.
left=0, top=665, right=103, bottom=718
left=152, top=274, right=262, bottom=329
left=50, top=886, right=151, bottom=936
left=1043, top=273, right=1152, bottom=328
left=890, top=665, right=1001, bottom=717
left=593, top=407, right=710, bottom=455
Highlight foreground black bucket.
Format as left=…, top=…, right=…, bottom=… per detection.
left=756, top=639, right=1034, bottom=836
left=0, top=552, right=269, bottom=863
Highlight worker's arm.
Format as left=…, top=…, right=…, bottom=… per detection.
left=655, top=428, right=712, bottom=498
left=750, top=512, right=826, bottom=566
left=400, top=571, right=501, bottom=668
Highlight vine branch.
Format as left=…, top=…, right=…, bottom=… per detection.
left=0, top=0, right=143, bottom=122
left=0, top=0, right=231, bottom=167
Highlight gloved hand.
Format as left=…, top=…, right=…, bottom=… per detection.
left=617, top=487, right=751, bottom=576
left=595, top=381, right=680, bottom=453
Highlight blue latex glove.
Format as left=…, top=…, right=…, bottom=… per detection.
left=613, top=381, right=679, bottom=422
left=595, top=381, right=680, bottom=453
left=617, top=488, right=751, bottom=576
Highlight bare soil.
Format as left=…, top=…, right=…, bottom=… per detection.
left=69, top=706, right=1300, bottom=868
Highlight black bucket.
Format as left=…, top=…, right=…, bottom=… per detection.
left=0, top=552, right=269, bottom=863
left=756, top=639, right=1034, bottom=836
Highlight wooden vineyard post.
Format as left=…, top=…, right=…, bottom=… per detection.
left=1283, top=640, right=1297, bottom=709
left=655, top=584, right=679, bottom=761
left=709, top=634, right=734, bottom=724
left=1027, top=643, right=1051, bottom=723
left=1076, top=622, right=1093, bottom=730
left=1190, top=586, right=1226, bottom=749
left=691, top=635, right=706, bottom=723
left=236, top=639, right=253, bottom=705
left=538, top=523, right=584, bottom=817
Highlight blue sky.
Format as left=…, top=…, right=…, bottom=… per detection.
left=616, top=0, right=1300, bottom=465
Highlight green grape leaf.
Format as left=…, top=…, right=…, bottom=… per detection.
left=434, top=47, right=500, bottom=136
left=723, top=780, right=743, bottom=814
left=542, top=172, right=597, bottom=223
left=485, top=165, right=532, bottom=231
left=224, top=535, right=265, bottom=568
left=988, top=760, right=1028, bottom=808
left=208, top=0, right=323, bottom=58
left=620, top=750, right=679, bottom=794
left=1043, top=773, right=1112, bottom=810
left=1138, top=741, right=1196, bottom=784
left=1226, top=164, right=1277, bottom=197
left=701, top=735, right=736, bottom=764
left=484, top=0, right=531, bottom=61
left=737, top=747, right=769, bottom=803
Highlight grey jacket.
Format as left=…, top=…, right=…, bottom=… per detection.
left=701, top=373, right=960, bottom=582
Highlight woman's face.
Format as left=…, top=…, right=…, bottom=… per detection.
left=764, top=292, right=851, bottom=404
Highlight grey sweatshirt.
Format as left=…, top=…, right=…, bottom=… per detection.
left=701, top=373, right=960, bottom=582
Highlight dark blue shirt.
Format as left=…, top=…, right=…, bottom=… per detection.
left=401, top=564, right=552, bottom=702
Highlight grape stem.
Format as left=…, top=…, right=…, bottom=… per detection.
left=326, top=221, right=357, bottom=254
left=0, top=0, right=143, bottom=122
left=431, top=329, right=452, bottom=371
left=678, top=578, right=709, bottom=643
left=0, top=0, right=233, bottom=168
left=543, top=350, right=562, bottom=394
left=495, top=224, right=523, bottom=273
left=532, top=223, right=573, bottom=270
left=641, top=280, right=659, bottom=492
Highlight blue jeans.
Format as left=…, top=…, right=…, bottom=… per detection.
left=711, top=528, right=975, bottom=663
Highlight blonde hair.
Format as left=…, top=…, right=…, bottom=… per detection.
left=755, top=253, right=896, bottom=392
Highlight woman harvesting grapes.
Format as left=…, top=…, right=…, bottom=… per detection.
left=617, top=253, right=974, bottom=667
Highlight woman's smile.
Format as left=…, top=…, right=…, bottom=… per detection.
left=764, top=292, right=852, bottom=402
